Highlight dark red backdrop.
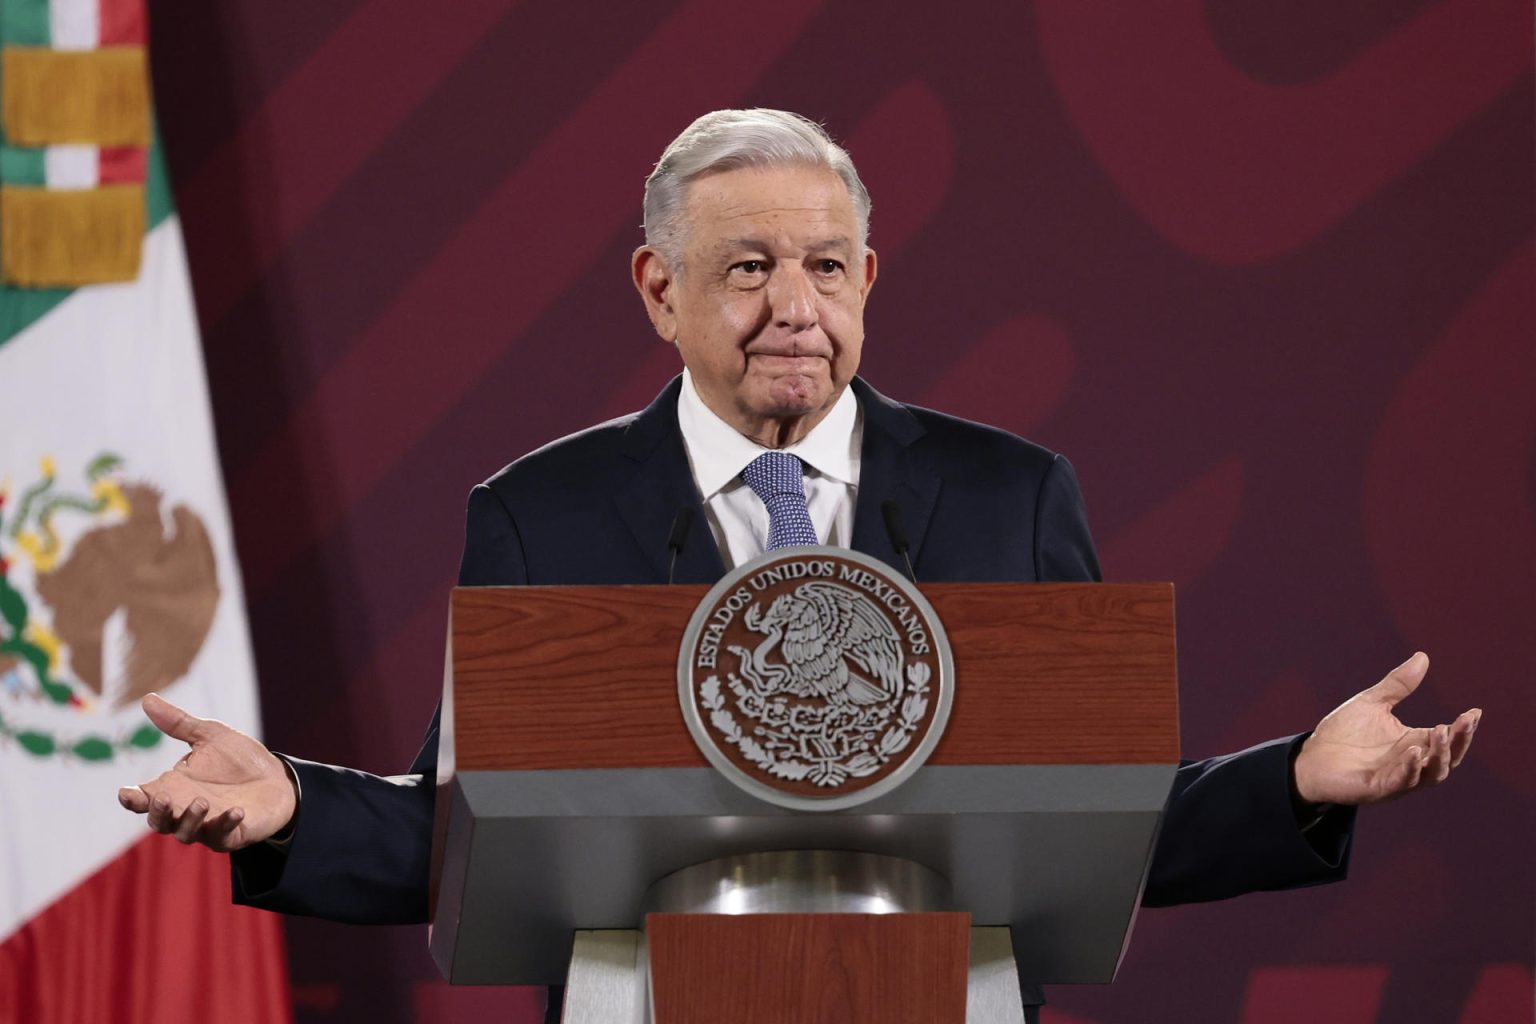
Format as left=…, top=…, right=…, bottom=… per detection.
left=145, top=1, right=1534, bottom=1020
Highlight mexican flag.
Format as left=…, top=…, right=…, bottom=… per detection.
left=0, top=1, right=290, bottom=1020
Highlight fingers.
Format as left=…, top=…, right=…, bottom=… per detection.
left=211, top=806, right=245, bottom=833
left=1365, top=652, right=1429, bottom=706
left=204, top=807, right=247, bottom=853
left=1448, top=708, right=1480, bottom=768
left=140, top=692, right=214, bottom=746
left=146, top=791, right=176, bottom=834
left=174, top=798, right=210, bottom=844
left=1384, top=715, right=1474, bottom=799
left=1351, top=703, right=1479, bottom=803
left=1393, top=744, right=1426, bottom=794
left=145, top=790, right=197, bottom=837
left=134, top=789, right=250, bottom=851
left=1397, top=709, right=1479, bottom=794
left=1421, top=724, right=1452, bottom=786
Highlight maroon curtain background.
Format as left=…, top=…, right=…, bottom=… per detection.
left=145, top=1, right=1533, bottom=1020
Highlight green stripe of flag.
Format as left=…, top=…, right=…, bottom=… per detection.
left=0, top=0, right=51, bottom=46
left=145, top=123, right=171, bottom=226
left=0, top=141, right=46, bottom=184
left=0, top=1, right=50, bottom=46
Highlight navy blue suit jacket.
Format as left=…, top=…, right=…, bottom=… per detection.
left=233, top=377, right=1352, bottom=1002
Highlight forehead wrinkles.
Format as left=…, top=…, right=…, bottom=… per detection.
left=702, top=198, right=852, bottom=245
left=714, top=199, right=839, bottom=219
left=675, top=167, right=860, bottom=265
left=688, top=166, right=853, bottom=216
left=701, top=196, right=852, bottom=238
left=693, top=215, right=851, bottom=267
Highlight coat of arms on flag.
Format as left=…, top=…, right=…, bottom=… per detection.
left=1, top=452, right=220, bottom=762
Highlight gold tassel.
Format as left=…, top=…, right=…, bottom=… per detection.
left=2, top=47, right=150, bottom=147
left=1, top=184, right=145, bottom=286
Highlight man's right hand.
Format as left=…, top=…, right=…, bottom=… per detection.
left=117, top=693, right=297, bottom=852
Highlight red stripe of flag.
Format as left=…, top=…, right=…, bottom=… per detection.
left=0, top=835, right=291, bottom=1023
left=98, top=0, right=146, bottom=45
left=99, top=145, right=147, bottom=184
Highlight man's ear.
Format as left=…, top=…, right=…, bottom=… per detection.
left=632, top=246, right=678, bottom=343
left=859, top=247, right=878, bottom=305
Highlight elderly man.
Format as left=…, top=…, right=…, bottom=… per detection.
left=121, top=109, right=1479, bottom=1019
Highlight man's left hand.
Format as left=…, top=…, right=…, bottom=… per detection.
left=1292, top=652, right=1479, bottom=806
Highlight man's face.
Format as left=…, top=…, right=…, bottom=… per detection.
left=634, top=164, right=877, bottom=447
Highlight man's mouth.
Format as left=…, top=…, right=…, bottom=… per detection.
left=746, top=339, right=830, bottom=360
left=747, top=353, right=827, bottom=370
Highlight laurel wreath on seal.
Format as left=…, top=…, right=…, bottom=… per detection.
left=700, top=661, right=932, bottom=788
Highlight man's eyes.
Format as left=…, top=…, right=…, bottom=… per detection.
left=726, top=258, right=844, bottom=278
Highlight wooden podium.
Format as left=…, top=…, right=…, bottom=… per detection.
left=429, top=581, right=1178, bottom=1022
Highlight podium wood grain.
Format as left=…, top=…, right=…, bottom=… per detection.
left=448, top=582, right=1177, bottom=770
left=646, top=912, right=971, bottom=1024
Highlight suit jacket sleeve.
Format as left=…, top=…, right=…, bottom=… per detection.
left=1028, top=453, right=1353, bottom=904
left=230, top=484, right=524, bottom=922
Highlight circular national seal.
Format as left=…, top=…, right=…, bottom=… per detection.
left=678, top=546, right=953, bottom=811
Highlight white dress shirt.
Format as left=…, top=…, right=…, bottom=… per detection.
left=676, top=369, right=862, bottom=570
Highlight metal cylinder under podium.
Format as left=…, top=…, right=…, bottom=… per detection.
left=643, top=850, right=955, bottom=916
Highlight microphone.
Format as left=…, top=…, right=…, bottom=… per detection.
left=880, top=501, right=917, bottom=583
left=666, top=508, right=694, bottom=585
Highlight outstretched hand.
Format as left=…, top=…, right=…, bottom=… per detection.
left=117, top=693, right=297, bottom=851
left=1293, top=653, right=1480, bottom=806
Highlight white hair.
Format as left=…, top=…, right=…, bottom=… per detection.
left=642, top=108, right=872, bottom=269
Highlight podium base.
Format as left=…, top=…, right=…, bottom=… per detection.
left=562, top=925, right=1025, bottom=1024
left=561, top=851, right=1026, bottom=1022
left=562, top=930, right=648, bottom=1022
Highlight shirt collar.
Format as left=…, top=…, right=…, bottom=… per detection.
left=677, top=369, right=860, bottom=500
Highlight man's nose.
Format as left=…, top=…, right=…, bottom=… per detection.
left=767, top=266, right=818, bottom=331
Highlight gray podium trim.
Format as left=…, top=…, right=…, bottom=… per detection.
left=458, top=764, right=1173, bottom=817
left=434, top=762, right=1175, bottom=986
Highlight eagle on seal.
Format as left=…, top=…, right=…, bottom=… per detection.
left=733, top=581, right=904, bottom=707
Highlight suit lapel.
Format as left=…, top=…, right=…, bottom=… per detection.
left=849, top=378, right=939, bottom=573
left=613, top=376, right=935, bottom=582
left=615, top=377, right=726, bottom=584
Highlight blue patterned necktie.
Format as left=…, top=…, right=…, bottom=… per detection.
left=741, top=451, right=819, bottom=550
